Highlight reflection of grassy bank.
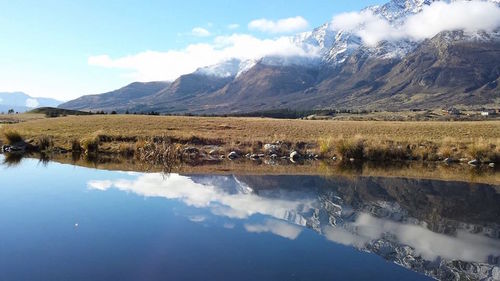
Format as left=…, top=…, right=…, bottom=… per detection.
left=1, top=115, right=499, bottom=164
left=4, top=152, right=498, bottom=185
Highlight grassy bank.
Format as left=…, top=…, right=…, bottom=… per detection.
left=1, top=114, right=499, bottom=164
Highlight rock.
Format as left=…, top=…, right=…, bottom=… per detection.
left=489, top=163, right=496, bottom=168
left=332, top=156, right=337, bottom=161
left=227, top=151, right=239, bottom=159
left=208, top=149, right=218, bottom=155
left=250, top=154, right=259, bottom=159
left=264, top=143, right=281, bottom=155
left=349, top=158, right=355, bottom=162
left=468, top=159, right=480, bottom=166
left=258, top=154, right=265, bottom=158
left=245, top=153, right=251, bottom=158
left=270, top=154, right=277, bottom=159
left=443, top=158, right=455, bottom=164
left=459, top=158, right=469, bottom=162
left=290, top=151, right=300, bottom=161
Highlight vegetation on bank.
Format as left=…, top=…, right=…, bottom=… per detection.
left=1, top=115, right=499, bottom=165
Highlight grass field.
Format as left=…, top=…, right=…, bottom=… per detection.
left=0, top=113, right=44, bottom=124
left=1, top=114, right=500, bottom=163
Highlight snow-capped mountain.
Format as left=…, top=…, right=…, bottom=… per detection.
left=367, top=0, right=438, bottom=23
left=194, top=58, right=251, bottom=78
left=199, top=0, right=499, bottom=71
left=60, top=0, right=500, bottom=114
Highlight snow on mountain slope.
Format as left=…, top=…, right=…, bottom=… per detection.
left=179, top=0, right=500, bottom=79
left=366, top=0, right=438, bottom=23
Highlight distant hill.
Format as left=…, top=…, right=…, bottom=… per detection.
left=0, top=92, right=63, bottom=113
left=29, top=107, right=91, bottom=116
left=58, top=82, right=170, bottom=112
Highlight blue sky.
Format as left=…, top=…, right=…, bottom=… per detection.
left=0, top=0, right=386, bottom=100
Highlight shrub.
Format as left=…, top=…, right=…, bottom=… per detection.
left=136, top=140, right=180, bottom=173
left=45, top=111, right=60, bottom=118
left=37, top=135, right=53, bottom=151
left=71, top=139, right=82, bottom=152
left=251, top=141, right=263, bottom=153
left=468, top=141, right=499, bottom=162
left=80, top=136, right=99, bottom=154
left=364, top=142, right=409, bottom=161
left=3, top=130, right=23, bottom=144
left=318, top=137, right=334, bottom=157
left=119, top=143, right=135, bottom=157
left=468, top=142, right=489, bottom=161
left=336, top=138, right=364, bottom=160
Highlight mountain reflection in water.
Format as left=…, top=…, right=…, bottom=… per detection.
left=87, top=173, right=500, bottom=280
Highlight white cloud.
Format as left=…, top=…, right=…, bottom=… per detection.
left=191, top=27, right=211, bottom=37
left=87, top=173, right=316, bottom=222
left=87, top=180, right=113, bottom=191
left=227, top=23, right=240, bottom=30
left=245, top=219, right=303, bottom=240
left=249, top=16, right=309, bottom=34
left=88, top=34, right=320, bottom=81
left=223, top=223, right=235, bottom=229
left=188, top=215, right=206, bottom=223
left=331, top=1, right=500, bottom=46
left=324, top=213, right=500, bottom=263
left=0, top=98, right=3, bottom=104
left=25, top=98, right=39, bottom=108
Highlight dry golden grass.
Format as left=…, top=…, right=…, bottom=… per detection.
left=1, top=115, right=499, bottom=162
left=3, top=115, right=500, bottom=143
left=0, top=113, right=45, bottom=124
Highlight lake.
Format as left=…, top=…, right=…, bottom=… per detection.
left=0, top=155, right=499, bottom=280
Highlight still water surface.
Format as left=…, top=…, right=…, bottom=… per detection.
left=0, top=155, right=499, bottom=281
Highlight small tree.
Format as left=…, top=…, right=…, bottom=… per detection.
left=111, top=111, right=117, bottom=115
left=7, top=109, right=14, bottom=114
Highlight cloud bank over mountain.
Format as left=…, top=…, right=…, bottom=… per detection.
left=331, top=1, right=500, bottom=46
left=88, top=33, right=320, bottom=81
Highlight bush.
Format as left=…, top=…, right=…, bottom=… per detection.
left=318, top=137, right=334, bottom=157
left=119, top=143, right=135, bottom=157
left=45, top=111, right=60, bottom=118
left=3, top=130, right=23, bottom=144
left=136, top=140, right=180, bottom=173
left=336, top=138, right=364, bottom=160
left=71, top=139, right=82, bottom=152
left=364, top=142, right=409, bottom=161
left=37, top=135, right=53, bottom=151
left=80, top=136, right=99, bottom=154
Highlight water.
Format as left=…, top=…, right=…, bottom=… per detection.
left=0, top=155, right=499, bottom=281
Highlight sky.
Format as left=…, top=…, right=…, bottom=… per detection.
left=0, top=0, right=386, bottom=101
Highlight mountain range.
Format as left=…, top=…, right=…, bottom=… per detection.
left=0, top=92, right=62, bottom=113
left=60, top=0, right=500, bottom=114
